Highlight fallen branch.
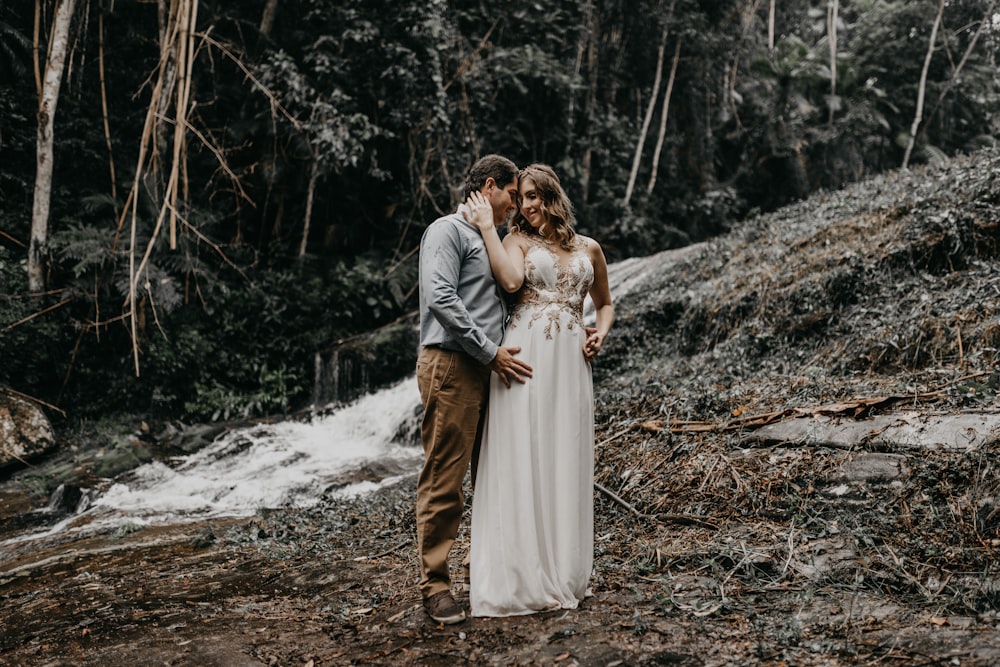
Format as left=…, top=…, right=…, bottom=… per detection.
left=634, top=389, right=963, bottom=436
left=0, top=229, right=26, bottom=248
left=0, top=387, right=66, bottom=416
left=4, top=298, right=72, bottom=331
left=595, top=481, right=644, bottom=518
left=596, top=423, right=639, bottom=448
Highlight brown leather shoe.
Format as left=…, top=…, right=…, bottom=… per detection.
left=423, top=590, right=466, bottom=625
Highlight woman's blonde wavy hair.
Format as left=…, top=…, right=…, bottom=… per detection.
left=510, top=164, right=577, bottom=250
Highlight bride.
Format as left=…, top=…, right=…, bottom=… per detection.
left=463, top=163, right=614, bottom=616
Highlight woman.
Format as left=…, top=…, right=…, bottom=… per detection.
left=463, top=163, right=614, bottom=617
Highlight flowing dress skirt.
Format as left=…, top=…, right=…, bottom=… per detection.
left=470, top=305, right=594, bottom=617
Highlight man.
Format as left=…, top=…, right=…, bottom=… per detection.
left=415, top=154, right=533, bottom=624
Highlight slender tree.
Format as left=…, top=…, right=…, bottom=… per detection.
left=647, top=38, right=681, bottom=194
left=767, top=0, right=775, bottom=53
left=903, top=0, right=945, bottom=169
left=260, top=0, right=278, bottom=36
left=28, top=0, right=78, bottom=293
left=925, top=0, right=998, bottom=131
left=579, top=1, right=599, bottom=203
left=827, top=0, right=838, bottom=127
left=624, top=25, right=668, bottom=207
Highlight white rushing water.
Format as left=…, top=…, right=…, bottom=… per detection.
left=96, top=376, right=423, bottom=519
left=0, top=377, right=423, bottom=554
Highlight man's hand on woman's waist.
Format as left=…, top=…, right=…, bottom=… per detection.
left=489, top=346, right=533, bottom=388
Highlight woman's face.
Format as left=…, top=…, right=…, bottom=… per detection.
left=518, top=177, right=547, bottom=230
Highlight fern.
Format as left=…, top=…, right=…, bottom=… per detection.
left=52, top=223, right=116, bottom=278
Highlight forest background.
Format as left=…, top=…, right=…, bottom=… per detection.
left=1, top=0, right=998, bottom=424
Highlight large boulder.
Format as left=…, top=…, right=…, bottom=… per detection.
left=0, top=391, right=56, bottom=471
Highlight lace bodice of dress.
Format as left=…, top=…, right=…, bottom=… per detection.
left=509, top=236, right=594, bottom=338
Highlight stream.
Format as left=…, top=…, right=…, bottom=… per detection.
left=0, top=378, right=423, bottom=560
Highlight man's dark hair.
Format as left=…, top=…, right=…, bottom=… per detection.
left=463, top=154, right=518, bottom=199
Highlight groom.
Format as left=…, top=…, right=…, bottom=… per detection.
left=415, top=154, right=533, bottom=624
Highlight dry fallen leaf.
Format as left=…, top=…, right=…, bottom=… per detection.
left=387, top=608, right=409, bottom=623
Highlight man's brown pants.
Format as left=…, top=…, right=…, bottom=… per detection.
left=415, top=347, right=490, bottom=600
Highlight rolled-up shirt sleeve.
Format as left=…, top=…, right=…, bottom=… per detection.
left=420, top=222, right=499, bottom=366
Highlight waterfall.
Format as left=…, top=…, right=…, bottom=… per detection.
left=98, top=377, right=422, bottom=518
left=0, top=377, right=423, bottom=555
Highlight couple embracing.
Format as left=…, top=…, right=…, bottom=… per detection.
left=415, top=154, right=615, bottom=623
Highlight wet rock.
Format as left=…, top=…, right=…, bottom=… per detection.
left=0, top=391, right=56, bottom=473
left=323, top=459, right=414, bottom=493
left=46, top=484, right=83, bottom=514
left=90, top=437, right=153, bottom=478
left=156, top=422, right=229, bottom=454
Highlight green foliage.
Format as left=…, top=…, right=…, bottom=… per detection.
left=185, top=364, right=302, bottom=421
left=3, top=0, right=999, bottom=421
left=0, top=248, right=76, bottom=402
left=131, top=253, right=410, bottom=419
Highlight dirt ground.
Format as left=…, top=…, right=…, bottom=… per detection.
left=2, top=436, right=998, bottom=667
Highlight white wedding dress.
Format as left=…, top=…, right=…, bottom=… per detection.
left=470, top=235, right=595, bottom=617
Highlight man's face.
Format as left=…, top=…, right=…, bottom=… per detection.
left=484, top=177, right=520, bottom=226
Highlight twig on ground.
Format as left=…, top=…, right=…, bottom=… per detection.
left=595, top=481, right=644, bottom=517
left=595, top=481, right=718, bottom=529
left=364, top=539, right=411, bottom=561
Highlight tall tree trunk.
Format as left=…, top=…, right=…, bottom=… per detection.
left=299, top=157, right=319, bottom=258
left=580, top=4, right=599, bottom=204
left=623, top=26, right=668, bottom=207
left=903, top=0, right=945, bottom=169
left=98, top=1, right=117, bottom=203
left=725, top=1, right=760, bottom=132
left=768, top=0, right=775, bottom=53
left=29, top=0, right=78, bottom=293
left=567, top=0, right=593, bottom=150
left=647, top=39, right=682, bottom=195
left=827, top=0, right=839, bottom=127
left=260, top=0, right=278, bottom=36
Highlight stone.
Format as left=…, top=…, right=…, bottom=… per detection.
left=751, top=412, right=1000, bottom=452
left=0, top=391, right=56, bottom=472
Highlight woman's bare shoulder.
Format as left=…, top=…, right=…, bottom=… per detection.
left=505, top=230, right=533, bottom=247
left=575, top=234, right=602, bottom=252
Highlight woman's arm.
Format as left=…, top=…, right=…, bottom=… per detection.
left=463, top=192, right=526, bottom=293
left=584, top=238, right=614, bottom=361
